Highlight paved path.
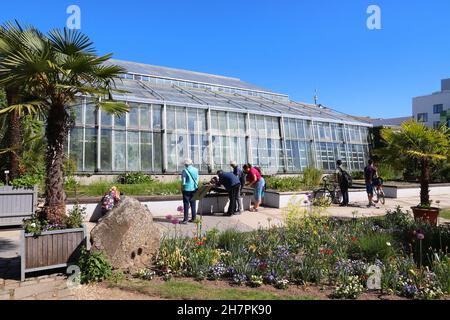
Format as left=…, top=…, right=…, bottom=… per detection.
left=1, top=194, right=449, bottom=300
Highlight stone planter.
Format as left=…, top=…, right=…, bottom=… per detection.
left=411, top=207, right=440, bottom=226
left=20, top=225, right=88, bottom=281
left=0, top=186, right=38, bottom=227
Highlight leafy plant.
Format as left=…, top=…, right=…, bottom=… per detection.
left=63, top=204, right=86, bottom=229
left=11, top=173, right=43, bottom=188
left=332, top=275, right=364, bottom=299
left=349, top=233, right=397, bottom=261
left=117, top=172, right=154, bottom=185
left=77, top=248, right=113, bottom=284
left=302, top=167, right=323, bottom=190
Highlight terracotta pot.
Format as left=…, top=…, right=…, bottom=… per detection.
left=411, top=206, right=440, bottom=226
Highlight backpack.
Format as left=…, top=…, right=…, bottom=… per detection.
left=340, top=167, right=353, bottom=187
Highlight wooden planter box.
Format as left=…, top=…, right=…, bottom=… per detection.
left=20, top=225, right=88, bottom=281
left=0, top=186, right=38, bottom=227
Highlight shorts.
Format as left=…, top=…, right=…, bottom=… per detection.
left=254, top=178, right=265, bottom=202
left=366, top=183, right=374, bottom=195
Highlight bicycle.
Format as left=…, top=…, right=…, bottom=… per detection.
left=373, top=177, right=385, bottom=205
left=313, top=175, right=343, bottom=205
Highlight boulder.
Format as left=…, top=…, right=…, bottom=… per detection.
left=90, top=197, right=160, bottom=272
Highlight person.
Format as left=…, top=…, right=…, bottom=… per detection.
left=100, top=186, right=121, bottom=215
left=335, top=160, right=350, bottom=206
left=181, top=159, right=199, bottom=224
left=230, top=161, right=246, bottom=213
left=214, top=170, right=242, bottom=216
left=364, top=159, right=378, bottom=207
left=243, top=164, right=265, bottom=212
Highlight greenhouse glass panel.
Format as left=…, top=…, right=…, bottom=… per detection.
left=69, top=128, right=83, bottom=171
left=167, top=133, right=177, bottom=171
left=141, top=132, right=152, bottom=171
left=114, top=131, right=126, bottom=171
left=127, top=131, right=140, bottom=171
left=84, top=128, right=97, bottom=171
left=153, top=132, right=163, bottom=172
left=115, top=114, right=126, bottom=129
left=101, top=110, right=112, bottom=127
left=74, top=105, right=83, bottom=126
left=85, top=104, right=97, bottom=126
left=140, top=104, right=151, bottom=129
left=153, top=105, right=162, bottom=129
left=176, top=107, right=187, bottom=133
left=166, top=106, right=175, bottom=130
left=101, top=129, right=112, bottom=171
left=128, top=105, right=139, bottom=129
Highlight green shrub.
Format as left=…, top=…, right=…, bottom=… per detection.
left=117, top=172, right=153, bottom=184
left=351, top=171, right=364, bottom=179
left=265, top=176, right=304, bottom=192
left=349, top=233, right=397, bottom=261
left=11, top=173, right=43, bottom=188
left=302, top=167, right=322, bottom=190
left=63, top=204, right=86, bottom=229
left=78, top=248, right=113, bottom=284
left=218, top=229, right=248, bottom=252
left=377, top=163, right=402, bottom=181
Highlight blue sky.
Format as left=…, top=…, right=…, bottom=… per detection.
left=1, top=0, right=449, bottom=118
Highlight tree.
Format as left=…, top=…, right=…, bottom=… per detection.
left=0, top=24, right=128, bottom=224
left=0, top=22, right=32, bottom=180
left=379, top=120, right=450, bottom=207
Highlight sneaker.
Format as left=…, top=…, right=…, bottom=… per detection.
left=233, top=212, right=242, bottom=215
left=180, top=220, right=188, bottom=225
left=188, top=219, right=196, bottom=223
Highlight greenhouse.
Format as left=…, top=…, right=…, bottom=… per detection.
left=68, top=60, right=372, bottom=175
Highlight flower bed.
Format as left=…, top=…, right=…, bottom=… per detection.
left=153, top=205, right=450, bottom=300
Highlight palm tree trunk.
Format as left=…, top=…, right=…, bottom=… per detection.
left=420, top=159, right=430, bottom=206
left=5, top=89, right=21, bottom=181
left=44, top=103, right=67, bottom=224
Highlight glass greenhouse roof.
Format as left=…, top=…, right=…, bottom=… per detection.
left=109, top=61, right=371, bottom=127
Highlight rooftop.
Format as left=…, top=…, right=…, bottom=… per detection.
left=109, top=59, right=372, bottom=127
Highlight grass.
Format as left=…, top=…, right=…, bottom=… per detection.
left=65, top=180, right=182, bottom=198
left=440, top=209, right=450, bottom=220
left=109, top=278, right=318, bottom=300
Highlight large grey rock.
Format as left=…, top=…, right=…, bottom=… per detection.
left=90, top=197, right=160, bottom=272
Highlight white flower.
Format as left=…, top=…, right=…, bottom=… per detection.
left=31, top=223, right=36, bottom=228
left=386, top=242, right=391, bottom=247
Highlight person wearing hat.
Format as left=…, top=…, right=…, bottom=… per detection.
left=181, top=159, right=199, bottom=224
left=230, top=161, right=245, bottom=213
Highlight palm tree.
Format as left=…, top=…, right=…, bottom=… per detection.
left=0, top=22, right=33, bottom=180
left=0, top=24, right=128, bottom=224
left=379, top=120, right=450, bottom=207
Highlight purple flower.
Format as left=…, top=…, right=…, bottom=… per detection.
left=177, top=206, right=184, bottom=212
left=416, top=233, right=425, bottom=240
left=171, top=218, right=180, bottom=225
left=165, top=215, right=173, bottom=221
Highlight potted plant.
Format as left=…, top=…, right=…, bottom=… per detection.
left=379, top=120, right=450, bottom=225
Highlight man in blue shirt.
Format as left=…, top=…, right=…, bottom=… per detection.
left=215, top=170, right=241, bottom=216
left=181, top=159, right=199, bottom=224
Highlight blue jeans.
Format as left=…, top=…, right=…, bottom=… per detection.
left=182, top=190, right=197, bottom=222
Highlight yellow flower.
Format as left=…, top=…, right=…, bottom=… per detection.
left=249, top=244, right=257, bottom=252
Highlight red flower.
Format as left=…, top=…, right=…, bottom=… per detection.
left=196, top=241, right=204, bottom=245
left=351, top=236, right=357, bottom=242
left=321, top=249, right=325, bottom=254
left=327, top=249, right=332, bottom=256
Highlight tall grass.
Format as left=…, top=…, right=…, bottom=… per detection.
left=65, top=179, right=181, bottom=198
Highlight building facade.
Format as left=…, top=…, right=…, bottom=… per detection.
left=68, top=60, right=372, bottom=175
left=413, top=78, right=450, bottom=129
